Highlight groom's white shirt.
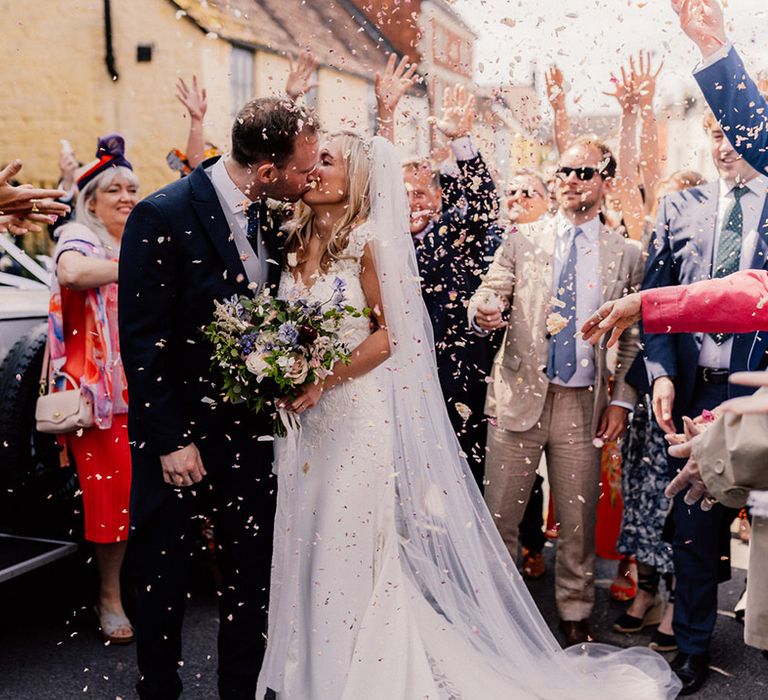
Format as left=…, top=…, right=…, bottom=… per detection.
left=207, top=157, right=268, bottom=287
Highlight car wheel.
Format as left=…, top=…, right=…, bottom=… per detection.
left=0, top=323, right=82, bottom=538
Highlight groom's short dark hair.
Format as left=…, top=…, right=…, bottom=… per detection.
left=231, top=97, right=318, bottom=169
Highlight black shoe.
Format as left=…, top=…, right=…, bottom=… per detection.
left=670, top=652, right=709, bottom=695
left=648, top=629, right=677, bottom=653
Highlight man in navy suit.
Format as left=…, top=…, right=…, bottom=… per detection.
left=119, top=98, right=319, bottom=700
left=402, top=89, right=500, bottom=485
left=643, top=9, right=768, bottom=690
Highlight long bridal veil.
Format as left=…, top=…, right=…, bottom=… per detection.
left=366, top=135, right=681, bottom=699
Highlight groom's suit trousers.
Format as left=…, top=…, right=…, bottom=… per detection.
left=484, top=384, right=601, bottom=622
left=128, top=431, right=275, bottom=700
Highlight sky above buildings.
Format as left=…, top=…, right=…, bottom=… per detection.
left=453, top=0, right=767, bottom=114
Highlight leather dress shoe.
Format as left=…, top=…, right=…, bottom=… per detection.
left=521, top=547, right=546, bottom=579
left=670, top=652, right=709, bottom=695
left=558, top=619, right=595, bottom=646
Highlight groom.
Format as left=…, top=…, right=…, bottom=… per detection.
left=118, top=97, right=319, bottom=700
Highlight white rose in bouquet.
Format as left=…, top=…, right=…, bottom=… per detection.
left=245, top=352, right=270, bottom=382
left=283, top=353, right=310, bottom=385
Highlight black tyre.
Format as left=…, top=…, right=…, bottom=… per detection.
left=0, top=323, right=82, bottom=538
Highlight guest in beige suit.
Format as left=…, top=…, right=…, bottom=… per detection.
left=469, top=137, right=643, bottom=646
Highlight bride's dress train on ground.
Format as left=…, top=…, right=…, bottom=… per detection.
left=256, top=137, right=681, bottom=699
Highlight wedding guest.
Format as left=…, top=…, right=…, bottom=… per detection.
left=613, top=168, right=704, bottom=652
left=400, top=86, right=500, bottom=484
left=469, top=137, right=643, bottom=646
left=50, top=134, right=138, bottom=644
left=640, top=82, right=768, bottom=693
left=504, top=170, right=551, bottom=224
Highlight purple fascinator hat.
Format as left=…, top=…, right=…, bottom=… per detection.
left=76, top=133, right=133, bottom=190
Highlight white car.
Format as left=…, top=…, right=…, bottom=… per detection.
left=0, top=236, right=77, bottom=580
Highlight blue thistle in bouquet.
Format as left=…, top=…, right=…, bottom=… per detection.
left=204, top=280, right=369, bottom=437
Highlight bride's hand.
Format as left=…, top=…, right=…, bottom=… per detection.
left=281, top=381, right=325, bottom=414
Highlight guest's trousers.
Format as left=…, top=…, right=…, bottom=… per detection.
left=485, top=384, right=601, bottom=621
left=670, top=378, right=737, bottom=655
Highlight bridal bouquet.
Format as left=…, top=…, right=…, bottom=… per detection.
left=204, top=280, right=368, bottom=436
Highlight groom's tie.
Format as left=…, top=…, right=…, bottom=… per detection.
left=547, top=227, right=581, bottom=383
left=709, top=184, right=748, bottom=345
left=245, top=201, right=263, bottom=256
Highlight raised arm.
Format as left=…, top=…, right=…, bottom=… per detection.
left=375, top=54, right=417, bottom=142
left=604, top=59, right=645, bottom=241
left=545, top=65, right=573, bottom=155
left=434, top=85, right=499, bottom=235
left=285, top=51, right=319, bottom=102
left=636, top=51, right=663, bottom=210
left=176, top=76, right=208, bottom=168
left=674, top=0, right=768, bottom=174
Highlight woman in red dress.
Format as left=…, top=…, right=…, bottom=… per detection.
left=49, top=135, right=138, bottom=643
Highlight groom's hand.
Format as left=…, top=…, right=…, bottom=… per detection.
left=161, top=442, right=207, bottom=487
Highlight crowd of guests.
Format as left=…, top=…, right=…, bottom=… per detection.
left=1, top=0, right=766, bottom=695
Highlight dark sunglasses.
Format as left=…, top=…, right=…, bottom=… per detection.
left=506, top=188, right=540, bottom=199
left=555, top=166, right=602, bottom=181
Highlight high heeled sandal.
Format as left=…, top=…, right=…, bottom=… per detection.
left=609, top=557, right=637, bottom=602
left=613, top=595, right=664, bottom=633
left=94, top=605, right=135, bottom=645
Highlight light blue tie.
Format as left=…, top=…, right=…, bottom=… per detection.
left=547, top=227, right=581, bottom=382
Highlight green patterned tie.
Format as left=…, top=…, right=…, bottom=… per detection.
left=710, top=184, right=749, bottom=344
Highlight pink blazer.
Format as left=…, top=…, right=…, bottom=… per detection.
left=642, top=270, right=768, bottom=334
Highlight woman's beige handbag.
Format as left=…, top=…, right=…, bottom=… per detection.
left=35, top=340, right=94, bottom=434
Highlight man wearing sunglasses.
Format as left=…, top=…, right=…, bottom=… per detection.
left=468, top=137, right=643, bottom=646
left=505, top=170, right=551, bottom=226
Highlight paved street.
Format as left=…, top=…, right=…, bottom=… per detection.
left=1, top=543, right=765, bottom=699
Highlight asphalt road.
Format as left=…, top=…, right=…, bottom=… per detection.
left=0, top=542, right=765, bottom=699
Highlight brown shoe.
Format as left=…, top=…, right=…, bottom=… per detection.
left=521, top=548, right=546, bottom=579
left=558, top=619, right=595, bottom=646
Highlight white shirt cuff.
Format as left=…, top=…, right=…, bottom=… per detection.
left=694, top=42, right=732, bottom=73
left=610, top=400, right=635, bottom=412
left=450, top=135, right=478, bottom=162
left=469, top=314, right=490, bottom=336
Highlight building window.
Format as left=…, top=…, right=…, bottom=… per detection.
left=230, top=46, right=254, bottom=117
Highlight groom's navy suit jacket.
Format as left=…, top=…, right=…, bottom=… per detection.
left=642, top=183, right=768, bottom=420
left=119, top=157, right=282, bottom=531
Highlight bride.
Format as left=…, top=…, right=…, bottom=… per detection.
left=256, top=132, right=680, bottom=699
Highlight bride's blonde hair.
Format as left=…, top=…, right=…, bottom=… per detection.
left=285, top=131, right=372, bottom=271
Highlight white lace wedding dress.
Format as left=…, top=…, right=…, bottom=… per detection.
left=256, top=137, right=680, bottom=700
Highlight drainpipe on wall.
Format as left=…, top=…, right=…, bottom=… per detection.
left=104, top=0, right=119, bottom=81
